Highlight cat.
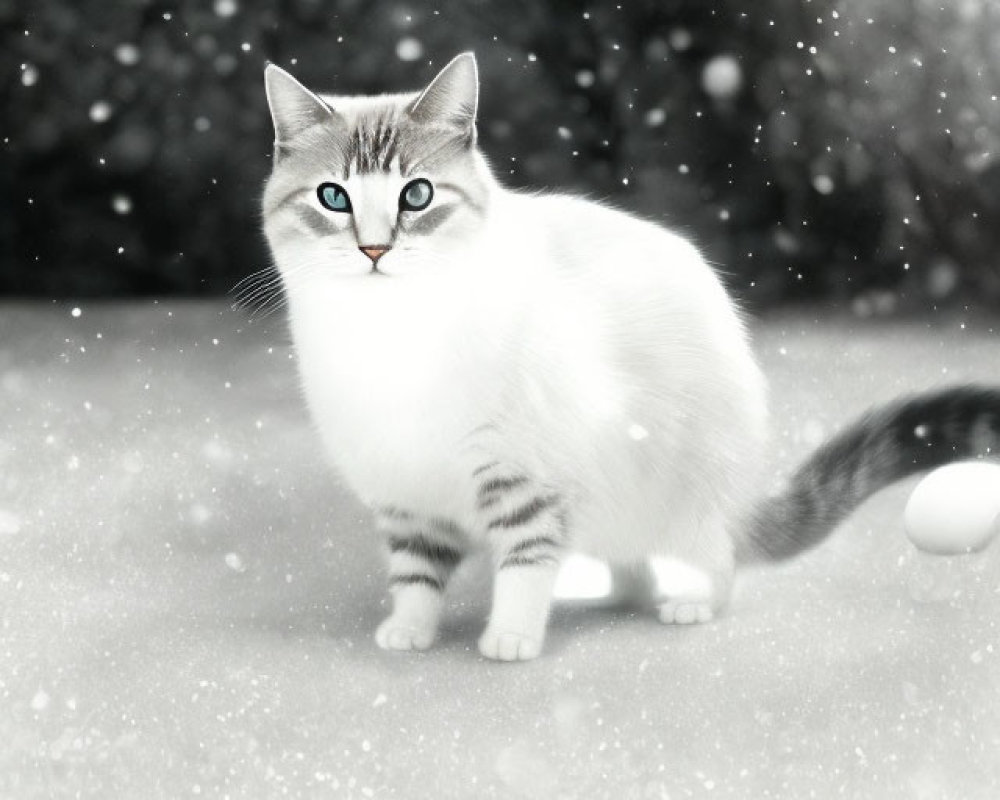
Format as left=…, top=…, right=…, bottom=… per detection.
left=258, top=52, right=1000, bottom=661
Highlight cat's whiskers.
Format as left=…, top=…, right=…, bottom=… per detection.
left=231, top=265, right=278, bottom=295
left=232, top=269, right=284, bottom=312
left=234, top=258, right=326, bottom=319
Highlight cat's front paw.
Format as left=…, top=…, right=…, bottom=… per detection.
left=375, top=616, right=437, bottom=651
left=478, top=627, right=543, bottom=661
left=657, top=600, right=714, bottom=625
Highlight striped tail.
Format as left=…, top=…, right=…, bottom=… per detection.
left=737, top=385, right=1000, bottom=563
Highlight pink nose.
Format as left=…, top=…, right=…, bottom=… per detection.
left=360, top=245, right=390, bottom=264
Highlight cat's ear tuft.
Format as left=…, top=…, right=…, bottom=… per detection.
left=264, top=64, right=334, bottom=147
left=407, top=52, right=479, bottom=142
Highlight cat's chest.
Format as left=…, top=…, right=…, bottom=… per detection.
left=287, top=283, right=502, bottom=507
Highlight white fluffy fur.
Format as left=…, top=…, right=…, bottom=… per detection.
left=262, top=55, right=768, bottom=661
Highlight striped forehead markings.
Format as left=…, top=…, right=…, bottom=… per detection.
left=345, top=117, right=401, bottom=177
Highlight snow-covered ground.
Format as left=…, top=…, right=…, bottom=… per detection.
left=1, top=301, right=998, bottom=799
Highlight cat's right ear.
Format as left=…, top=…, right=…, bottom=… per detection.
left=264, top=64, right=334, bottom=150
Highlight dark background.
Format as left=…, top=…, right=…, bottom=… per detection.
left=4, top=0, right=1000, bottom=311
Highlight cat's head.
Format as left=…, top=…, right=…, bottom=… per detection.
left=262, top=53, right=492, bottom=281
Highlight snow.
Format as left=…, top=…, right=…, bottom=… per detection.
left=20, top=64, right=38, bottom=88
left=88, top=102, right=113, bottom=124
left=644, top=107, right=667, bottom=127
left=214, top=0, right=238, bottom=18
left=812, top=174, right=835, bottom=195
left=110, top=194, right=133, bottom=215
left=2, top=302, right=1000, bottom=797
left=395, top=38, right=423, bottom=62
left=701, top=55, right=743, bottom=100
left=113, top=44, right=141, bottom=67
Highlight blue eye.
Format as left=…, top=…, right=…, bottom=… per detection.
left=317, top=182, right=352, bottom=213
left=400, top=179, right=433, bottom=212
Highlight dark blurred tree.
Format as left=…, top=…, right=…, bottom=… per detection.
left=821, top=0, right=1000, bottom=305
left=2, top=0, right=999, bottom=309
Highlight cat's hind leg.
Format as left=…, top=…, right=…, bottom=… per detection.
left=473, top=464, right=567, bottom=661
left=652, top=512, right=734, bottom=626
left=374, top=508, right=467, bottom=652
left=552, top=556, right=656, bottom=607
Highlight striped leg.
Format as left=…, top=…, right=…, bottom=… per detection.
left=474, top=464, right=566, bottom=661
left=374, top=509, right=466, bottom=652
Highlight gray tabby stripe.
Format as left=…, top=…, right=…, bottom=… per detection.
left=377, top=506, right=414, bottom=521
left=377, top=508, right=465, bottom=542
left=505, top=535, right=560, bottom=557
left=480, top=475, right=530, bottom=494
left=487, top=494, right=560, bottom=530
left=389, top=573, right=443, bottom=591
left=345, top=117, right=400, bottom=176
left=436, top=181, right=486, bottom=217
left=296, top=206, right=333, bottom=237
left=499, top=553, right=560, bottom=570
left=267, top=187, right=304, bottom=216
left=477, top=475, right=530, bottom=509
left=403, top=204, right=457, bottom=236
left=388, top=533, right=462, bottom=568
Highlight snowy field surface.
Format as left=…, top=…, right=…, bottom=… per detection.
left=2, top=301, right=999, bottom=799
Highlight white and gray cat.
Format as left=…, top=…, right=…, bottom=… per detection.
left=258, top=53, right=1000, bottom=661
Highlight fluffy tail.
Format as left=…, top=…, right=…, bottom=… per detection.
left=737, top=385, right=1000, bottom=563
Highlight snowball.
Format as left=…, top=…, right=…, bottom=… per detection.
left=904, top=462, right=1000, bottom=555
left=701, top=54, right=742, bottom=99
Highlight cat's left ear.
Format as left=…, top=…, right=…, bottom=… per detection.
left=407, top=52, right=479, bottom=143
